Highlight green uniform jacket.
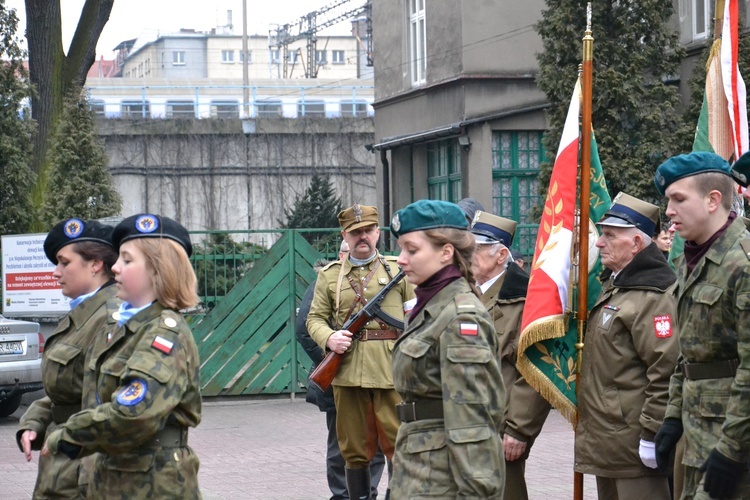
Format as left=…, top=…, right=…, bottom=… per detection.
left=46, top=302, right=202, bottom=499
left=480, top=264, right=551, bottom=454
left=17, top=283, right=119, bottom=498
left=307, top=253, right=415, bottom=388
left=575, top=243, right=679, bottom=478
left=665, top=216, right=750, bottom=467
left=390, top=278, right=506, bottom=498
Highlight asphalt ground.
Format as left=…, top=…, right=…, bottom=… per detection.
left=1, top=391, right=597, bottom=499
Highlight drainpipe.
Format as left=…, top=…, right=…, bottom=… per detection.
left=381, top=149, right=391, bottom=231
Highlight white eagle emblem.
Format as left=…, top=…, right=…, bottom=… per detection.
left=653, top=315, right=672, bottom=339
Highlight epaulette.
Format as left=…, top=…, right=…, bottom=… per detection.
left=160, top=309, right=182, bottom=331
left=383, top=254, right=399, bottom=262
left=321, top=260, right=342, bottom=272
left=454, top=293, right=477, bottom=312
left=740, top=239, right=750, bottom=260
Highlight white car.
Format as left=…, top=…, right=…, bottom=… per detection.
left=0, top=316, right=44, bottom=417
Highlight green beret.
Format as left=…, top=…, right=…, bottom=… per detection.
left=390, top=200, right=468, bottom=237
left=654, top=152, right=731, bottom=195
left=112, top=214, right=193, bottom=257
left=731, top=151, right=750, bottom=187
left=44, top=219, right=114, bottom=264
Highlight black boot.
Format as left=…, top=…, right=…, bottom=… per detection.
left=345, top=467, right=372, bottom=500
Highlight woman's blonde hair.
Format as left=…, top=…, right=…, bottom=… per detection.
left=423, top=227, right=480, bottom=297
left=131, top=238, right=199, bottom=310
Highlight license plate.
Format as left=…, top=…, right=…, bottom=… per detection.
left=0, top=341, right=23, bottom=355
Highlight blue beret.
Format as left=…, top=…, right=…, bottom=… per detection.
left=112, top=214, right=193, bottom=257
left=654, top=152, right=731, bottom=195
left=44, top=219, right=114, bottom=264
left=390, top=200, right=468, bottom=237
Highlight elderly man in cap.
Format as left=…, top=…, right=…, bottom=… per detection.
left=470, top=211, right=551, bottom=500
left=653, top=152, right=750, bottom=500
left=307, top=204, right=415, bottom=500
left=575, top=193, right=679, bottom=500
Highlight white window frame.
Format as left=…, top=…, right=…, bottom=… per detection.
left=409, top=0, right=427, bottom=86
left=222, top=50, right=235, bottom=63
left=239, top=50, right=251, bottom=63
left=692, top=0, right=710, bottom=40
left=332, top=50, right=345, bottom=64
left=172, top=51, right=185, bottom=66
left=270, top=49, right=280, bottom=64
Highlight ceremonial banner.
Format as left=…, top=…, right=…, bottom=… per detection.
left=517, top=80, right=610, bottom=424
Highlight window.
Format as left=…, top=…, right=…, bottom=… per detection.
left=222, top=50, right=234, bottom=63
left=492, top=131, right=546, bottom=256
left=211, top=100, right=240, bottom=118
left=409, top=0, right=426, bottom=85
left=270, top=50, right=280, bottom=63
left=315, top=50, right=327, bottom=64
left=256, top=100, right=283, bottom=117
left=166, top=101, right=195, bottom=118
left=145, top=58, right=151, bottom=76
left=692, top=0, right=710, bottom=40
left=297, top=100, right=326, bottom=118
left=427, top=139, right=461, bottom=202
left=172, top=51, right=185, bottom=65
left=340, top=101, right=369, bottom=117
left=287, top=50, right=301, bottom=63
left=138, top=62, right=143, bottom=78
left=89, top=100, right=106, bottom=117
left=332, top=50, right=345, bottom=64
left=121, top=100, right=150, bottom=118
left=239, top=50, right=251, bottom=62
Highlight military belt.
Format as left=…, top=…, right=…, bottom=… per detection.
left=396, top=400, right=444, bottom=422
left=144, top=425, right=189, bottom=449
left=681, top=359, right=739, bottom=380
left=359, top=329, right=400, bottom=341
left=51, top=404, right=81, bottom=424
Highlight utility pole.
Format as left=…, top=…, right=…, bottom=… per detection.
left=242, top=0, right=250, bottom=118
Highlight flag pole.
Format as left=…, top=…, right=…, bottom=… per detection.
left=574, top=4, right=594, bottom=500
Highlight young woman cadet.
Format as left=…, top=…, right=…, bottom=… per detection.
left=389, top=199, right=506, bottom=498
left=42, top=213, right=202, bottom=499
left=17, top=218, right=118, bottom=498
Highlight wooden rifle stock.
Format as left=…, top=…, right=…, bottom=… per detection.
left=309, top=269, right=406, bottom=391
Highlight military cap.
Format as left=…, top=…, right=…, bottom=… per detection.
left=731, top=151, right=750, bottom=187
left=456, top=197, right=485, bottom=222
left=654, top=151, right=731, bottom=195
left=338, top=204, right=379, bottom=232
left=470, top=211, right=516, bottom=246
left=390, top=200, right=468, bottom=238
left=44, top=219, right=114, bottom=264
left=596, top=192, right=660, bottom=237
left=112, top=213, right=193, bottom=257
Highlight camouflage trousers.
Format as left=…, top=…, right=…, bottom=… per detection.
left=681, top=465, right=750, bottom=500
left=88, top=446, right=201, bottom=499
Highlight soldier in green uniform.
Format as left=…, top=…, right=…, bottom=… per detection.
left=470, top=211, right=551, bottom=500
left=654, top=152, right=750, bottom=500
left=574, top=193, right=679, bottom=499
left=42, top=214, right=202, bottom=499
left=17, top=219, right=119, bottom=498
left=307, top=204, right=415, bottom=500
left=390, top=200, right=506, bottom=498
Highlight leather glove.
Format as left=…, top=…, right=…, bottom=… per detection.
left=638, top=439, right=658, bottom=469
left=700, top=449, right=744, bottom=499
left=654, top=418, right=683, bottom=473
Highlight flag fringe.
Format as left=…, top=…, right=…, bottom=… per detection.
left=517, top=314, right=568, bottom=353
left=706, top=39, right=721, bottom=72
left=517, top=351, right=578, bottom=426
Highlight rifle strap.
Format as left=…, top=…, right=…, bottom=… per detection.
left=340, top=257, right=380, bottom=328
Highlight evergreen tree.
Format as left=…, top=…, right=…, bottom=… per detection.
left=536, top=0, right=685, bottom=207
left=0, top=4, right=35, bottom=235
left=282, top=173, right=343, bottom=246
left=41, top=89, right=121, bottom=227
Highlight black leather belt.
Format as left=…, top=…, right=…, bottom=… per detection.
left=396, top=400, right=444, bottom=422
left=681, top=359, right=739, bottom=380
left=51, top=404, right=81, bottom=424
left=144, top=425, right=188, bottom=449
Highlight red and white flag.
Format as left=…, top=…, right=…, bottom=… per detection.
left=721, top=0, right=748, bottom=160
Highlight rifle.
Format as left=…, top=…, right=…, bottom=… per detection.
left=309, top=269, right=406, bottom=392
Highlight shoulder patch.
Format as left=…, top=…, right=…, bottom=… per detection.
left=741, top=240, right=750, bottom=260
left=115, top=378, right=148, bottom=406
left=160, top=310, right=181, bottom=332
left=459, top=323, right=478, bottom=336
left=653, top=315, right=673, bottom=339
left=321, top=260, right=342, bottom=272
left=151, top=335, right=174, bottom=355
left=453, top=293, right=477, bottom=312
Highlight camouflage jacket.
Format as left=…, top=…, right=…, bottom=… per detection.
left=575, top=242, right=679, bottom=477
left=665, top=216, right=750, bottom=467
left=480, top=264, right=550, bottom=450
left=391, top=278, right=505, bottom=498
left=307, top=253, right=415, bottom=388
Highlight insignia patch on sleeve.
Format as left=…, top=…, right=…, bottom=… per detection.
left=151, top=335, right=174, bottom=354
left=115, top=378, right=148, bottom=406
left=653, top=315, right=673, bottom=338
left=459, top=323, right=478, bottom=336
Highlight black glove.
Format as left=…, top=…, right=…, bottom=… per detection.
left=58, top=440, right=83, bottom=460
left=700, top=449, right=744, bottom=499
left=654, top=418, right=683, bottom=473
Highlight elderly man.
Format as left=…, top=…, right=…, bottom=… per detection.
left=654, top=152, right=750, bottom=500
left=307, top=204, right=415, bottom=500
left=575, top=193, right=679, bottom=500
left=470, top=211, right=551, bottom=500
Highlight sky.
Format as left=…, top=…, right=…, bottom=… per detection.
left=5, top=0, right=350, bottom=58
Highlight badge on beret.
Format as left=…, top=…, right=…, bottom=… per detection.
left=116, top=378, right=148, bottom=406
left=63, top=218, right=84, bottom=239
left=151, top=335, right=174, bottom=354
left=459, top=323, right=478, bottom=336
left=654, top=315, right=672, bottom=338
left=135, top=214, right=159, bottom=234
left=655, top=171, right=665, bottom=187
left=391, top=213, right=401, bottom=232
